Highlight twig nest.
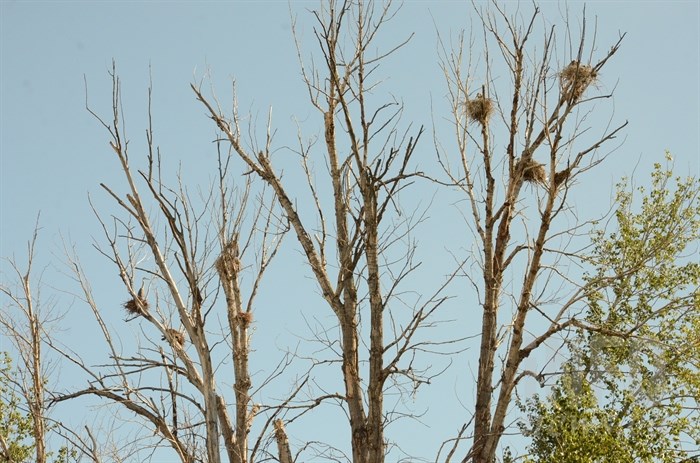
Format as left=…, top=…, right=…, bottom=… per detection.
left=237, top=311, right=253, bottom=327
left=124, top=295, right=149, bottom=317
left=162, top=328, right=185, bottom=349
left=554, top=168, right=571, bottom=188
left=519, top=158, right=548, bottom=186
left=215, top=240, right=240, bottom=281
left=466, top=93, right=494, bottom=125
left=560, top=60, right=597, bottom=100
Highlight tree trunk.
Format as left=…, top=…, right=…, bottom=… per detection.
left=26, top=275, right=46, bottom=463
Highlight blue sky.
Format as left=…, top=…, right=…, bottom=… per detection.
left=1, top=0, right=699, bottom=460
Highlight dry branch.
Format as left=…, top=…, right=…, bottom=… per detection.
left=273, top=420, right=293, bottom=463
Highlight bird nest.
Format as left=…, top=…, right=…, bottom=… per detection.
left=466, top=94, right=494, bottom=124
left=237, top=311, right=254, bottom=327
left=162, top=329, right=185, bottom=348
left=554, top=168, right=571, bottom=188
left=520, top=158, right=548, bottom=186
left=215, top=240, right=240, bottom=281
left=124, top=296, right=148, bottom=316
left=560, top=60, right=597, bottom=100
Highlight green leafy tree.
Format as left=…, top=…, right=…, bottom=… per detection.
left=0, top=352, right=34, bottom=463
left=521, top=156, right=700, bottom=462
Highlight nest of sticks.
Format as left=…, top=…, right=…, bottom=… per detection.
left=554, top=167, right=571, bottom=188
left=215, top=240, right=241, bottom=281
left=560, top=60, right=598, bottom=100
left=124, top=295, right=149, bottom=317
left=466, top=93, right=494, bottom=125
left=162, top=328, right=185, bottom=349
left=237, top=311, right=254, bottom=327
left=520, top=158, right=548, bottom=186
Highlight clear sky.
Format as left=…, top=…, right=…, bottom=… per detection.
left=1, top=0, right=699, bottom=460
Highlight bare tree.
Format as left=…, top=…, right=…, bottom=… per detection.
left=435, top=3, right=626, bottom=462
left=4, top=2, right=642, bottom=463
left=193, top=2, right=454, bottom=462
left=50, top=65, right=291, bottom=463
left=1, top=221, right=118, bottom=463
left=1, top=220, right=50, bottom=463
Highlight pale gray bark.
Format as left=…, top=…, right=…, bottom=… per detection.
left=438, top=5, right=626, bottom=461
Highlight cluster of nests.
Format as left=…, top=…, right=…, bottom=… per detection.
left=518, top=158, right=572, bottom=188
left=124, top=289, right=185, bottom=349
left=465, top=60, right=597, bottom=125
left=123, top=240, right=253, bottom=351
left=123, top=281, right=254, bottom=351
left=560, top=60, right=598, bottom=101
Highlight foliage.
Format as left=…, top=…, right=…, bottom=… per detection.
left=51, top=446, right=79, bottom=463
left=0, top=352, right=34, bottom=463
left=521, top=156, right=700, bottom=462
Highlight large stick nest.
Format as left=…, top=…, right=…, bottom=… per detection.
left=215, top=240, right=241, bottom=281
left=466, top=94, right=494, bottom=125
left=124, top=295, right=149, bottom=316
left=560, top=60, right=598, bottom=100
left=520, top=158, right=548, bottom=186
left=237, top=311, right=254, bottom=327
left=162, top=328, right=185, bottom=348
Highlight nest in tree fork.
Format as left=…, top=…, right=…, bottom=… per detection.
left=520, top=158, right=548, bottom=186
left=560, top=60, right=597, bottom=100
left=162, top=329, right=185, bottom=348
left=215, top=240, right=240, bottom=281
left=466, top=94, right=494, bottom=124
left=124, top=295, right=149, bottom=316
left=237, top=311, right=253, bottom=327
left=554, top=167, right=571, bottom=188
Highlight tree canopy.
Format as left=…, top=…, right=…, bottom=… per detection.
left=521, top=157, right=700, bottom=462
left=0, top=353, right=34, bottom=463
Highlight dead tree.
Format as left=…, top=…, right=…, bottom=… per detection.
left=436, top=3, right=626, bottom=462
left=193, top=2, right=453, bottom=462
left=0, top=221, right=49, bottom=463
left=1, top=222, right=116, bottom=463
left=51, top=64, right=290, bottom=463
